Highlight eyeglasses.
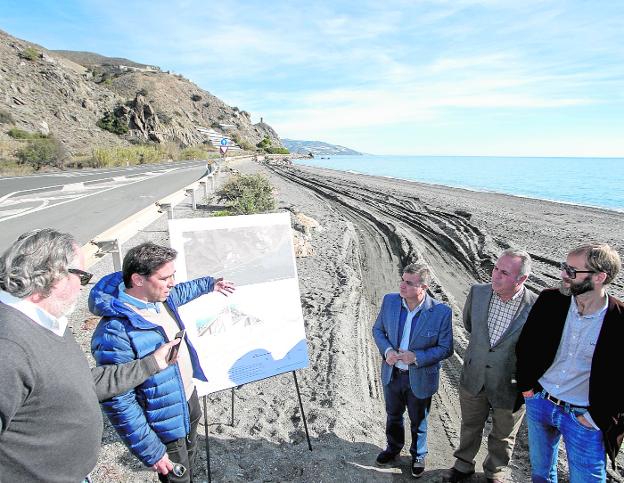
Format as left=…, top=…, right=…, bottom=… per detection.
left=559, top=262, right=595, bottom=279
left=68, top=268, right=93, bottom=285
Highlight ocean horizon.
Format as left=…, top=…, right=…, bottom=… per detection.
left=293, top=155, right=624, bottom=212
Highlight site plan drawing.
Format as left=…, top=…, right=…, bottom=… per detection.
left=169, top=212, right=309, bottom=395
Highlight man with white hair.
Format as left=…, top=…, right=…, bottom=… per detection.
left=0, top=228, right=178, bottom=482
left=445, top=249, right=536, bottom=483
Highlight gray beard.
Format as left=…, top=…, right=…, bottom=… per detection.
left=559, top=277, right=594, bottom=297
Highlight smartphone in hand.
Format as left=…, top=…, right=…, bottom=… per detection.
left=166, top=329, right=185, bottom=363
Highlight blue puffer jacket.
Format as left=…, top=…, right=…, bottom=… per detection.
left=90, top=272, right=213, bottom=466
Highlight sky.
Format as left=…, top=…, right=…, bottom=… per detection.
left=2, top=0, right=624, bottom=156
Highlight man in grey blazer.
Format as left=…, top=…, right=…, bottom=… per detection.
left=444, top=249, right=537, bottom=483
left=373, top=263, right=453, bottom=478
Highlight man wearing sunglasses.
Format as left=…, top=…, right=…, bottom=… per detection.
left=90, top=242, right=235, bottom=482
left=372, top=263, right=453, bottom=478
left=444, top=249, right=536, bottom=483
left=0, top=229, right=180, bottom=482
left=516, top=243, right=624, bottom=482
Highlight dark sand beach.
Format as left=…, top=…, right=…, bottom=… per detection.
left=73, top=157, right=624, bottom=482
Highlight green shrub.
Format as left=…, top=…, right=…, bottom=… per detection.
left=137, top=88, right=149, bottom=97
left=0, top=160, right=35, bottom=176
left=97, top=111, right=128, bottom=135
left=8, top=127, right=47, bottom=139
left=191, top=94, right=202, bottom=102
left=16, top=138, right=64, bottom=170
left=255, top=135, right=288, bottom=154
left=256, top=136, right=272, bottom=150
left=0, top=109, right=14, bottom=125
left=180, top=146, right=209, bottom=160
left=91, top=145, right=164, bottom=167
left=21, top=47, right=39, bottom=61
left=216, top=174, right=276, bottom=215
left=266, top=146, right=289, bottom=154
left=211, top=210, right=231, bottom=217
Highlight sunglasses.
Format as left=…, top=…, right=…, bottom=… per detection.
left=559, top=262, right=595, bottom=279
left=68, top=268, right=94, bottom=285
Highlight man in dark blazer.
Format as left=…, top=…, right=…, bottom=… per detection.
left=516, top=243, right=623, bottom=482
left=445, top=249, right=536, bottom=483
left=372, top=262, right=453, bottom=478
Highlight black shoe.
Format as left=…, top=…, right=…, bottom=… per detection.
left=411, top=457, right=425, bottom=478
left=375, top=450, right=398, bottom=466
left=442, top=467, right=475, bottom=482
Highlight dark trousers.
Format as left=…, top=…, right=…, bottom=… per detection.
left=383, top=368, right=432, bottom=458
left=158, top=389, right=202, bottom=483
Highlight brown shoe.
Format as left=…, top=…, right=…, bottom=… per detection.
left=442, top=467, right=475, bottom=482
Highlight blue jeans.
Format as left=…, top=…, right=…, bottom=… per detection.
left=525, top=392, right=606, bottom=483
left=383, top=369, right=431, bottom=459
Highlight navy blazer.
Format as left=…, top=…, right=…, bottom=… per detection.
left=372, top=292, right=454, bottom=398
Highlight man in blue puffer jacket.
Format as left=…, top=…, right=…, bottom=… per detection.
left=90, top=242, right=234, bottom=482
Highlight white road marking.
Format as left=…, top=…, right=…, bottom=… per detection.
left=0, top=170, right=177, bottom=223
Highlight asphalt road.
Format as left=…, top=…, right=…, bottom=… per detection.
left=0, top=160, right=210, bottom=249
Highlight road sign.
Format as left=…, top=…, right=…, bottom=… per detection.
left=219, top=145, right=228, bottom=155
left=220, top=138, right=228, bottom=146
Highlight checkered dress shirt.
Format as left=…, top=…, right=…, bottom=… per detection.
left=487, top=288, right=524, bottom=346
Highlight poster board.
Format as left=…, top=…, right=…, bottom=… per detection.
left=169, top=212, right=309, bottom=396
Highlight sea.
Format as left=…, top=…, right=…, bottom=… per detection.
left=293, top=155, right=624, bottom=212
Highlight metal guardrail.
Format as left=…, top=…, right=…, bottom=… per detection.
left=82, top=155, right=253, bottom=270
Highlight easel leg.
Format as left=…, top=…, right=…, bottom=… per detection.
left=231, top=388, right=235, bottom=427
left=202, top=396, right=212, bottom=483
left=292, top=371, right=312, bottom=451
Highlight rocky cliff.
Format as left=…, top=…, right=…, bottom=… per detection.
left=0, top=29, right=282, bottom=158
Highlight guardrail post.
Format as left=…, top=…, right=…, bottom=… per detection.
left=208, top=174, right=215, bottom=191
left=186, top=188, right=196, bottom=210
left=94, top=239, right=123, bottom=271
left=199, top=180, right=208, bottom=198
left=159, top=203, right=174, bottom=219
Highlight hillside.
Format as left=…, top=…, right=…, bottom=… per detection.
left=282, top=138, right=361, bottom=156
left=0, top=29, right=283, bottom=160
left=52, top=50, right=158, bottom=70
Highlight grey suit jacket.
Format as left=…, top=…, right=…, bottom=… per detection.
left=459, top=283, right=537, bottom=409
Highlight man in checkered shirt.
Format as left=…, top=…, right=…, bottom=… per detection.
left=444, top=249, right=537, bottom=483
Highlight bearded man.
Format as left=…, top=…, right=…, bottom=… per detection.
left=516, top=243, right=624, bottom=482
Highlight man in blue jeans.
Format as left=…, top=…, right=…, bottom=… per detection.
left=372, top=263, right=453, bottom=478
left=516, top=243, right=624, bottom=482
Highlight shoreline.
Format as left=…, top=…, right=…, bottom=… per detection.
left=294, top=160, right=624, bottom=214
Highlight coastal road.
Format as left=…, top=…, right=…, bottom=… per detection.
left=0, top=160, right=209, bottom=249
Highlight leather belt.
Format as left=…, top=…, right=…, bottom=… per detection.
left=543, top=391, right=588, bottom=410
